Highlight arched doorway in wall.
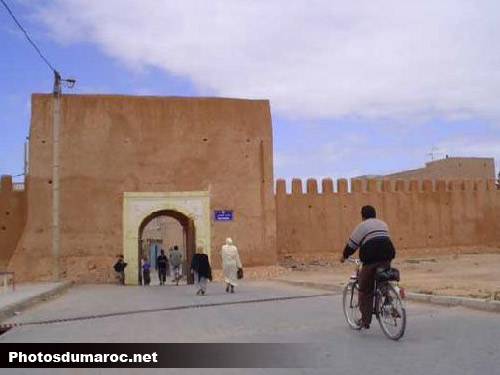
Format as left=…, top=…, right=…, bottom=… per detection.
left=138, top=210, right=196, bottom=285
left=123, top=191, right=210, bottom=285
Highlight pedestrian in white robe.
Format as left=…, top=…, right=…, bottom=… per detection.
left=221, top=237, right=242, bottom=293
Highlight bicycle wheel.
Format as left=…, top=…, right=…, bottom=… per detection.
left=376, top=283, right=406, bottom=340
left=343, top=282, right=362, bottom=330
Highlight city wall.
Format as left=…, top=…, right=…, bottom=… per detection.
left=2, top=95, right=499, bottom=283
left=275, top=178, right=500, bottom=258
left=2, top=172, right=500, bottom=279
left=7, top=94, right=276, bottom=283
left=0, top=175, right=27, bottom=269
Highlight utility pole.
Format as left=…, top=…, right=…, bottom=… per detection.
left=1, top=0, right=74, bottom=279
left=52, top=71, right=75, bottom=281
left=23, top=137, right=29, bottom=178
left=52, top=70, right=61, bottom=281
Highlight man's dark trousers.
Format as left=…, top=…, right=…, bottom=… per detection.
left=158, top=267, right=167, bottom=285
left=358, top=260, right=391, bottom=325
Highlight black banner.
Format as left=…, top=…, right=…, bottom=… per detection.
left=1, top=343, right=318, bottom=368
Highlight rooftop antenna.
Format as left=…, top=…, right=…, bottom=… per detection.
left=427, top=146, right=441, bottom=161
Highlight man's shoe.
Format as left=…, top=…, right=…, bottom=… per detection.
left=356, top=319, right=370, bottom=329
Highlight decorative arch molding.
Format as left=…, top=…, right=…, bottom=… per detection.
left=123, top=191, right=210, bottom=285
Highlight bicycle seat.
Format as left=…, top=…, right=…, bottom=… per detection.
left=375, top=267, right=400, bottom=282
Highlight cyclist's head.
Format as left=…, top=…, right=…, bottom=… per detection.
left=173, top=245, right=178, bottom=250
left=361, top=205, right=376, bottom=220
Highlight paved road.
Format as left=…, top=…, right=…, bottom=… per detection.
left=1, top=281, right=499, bottom=374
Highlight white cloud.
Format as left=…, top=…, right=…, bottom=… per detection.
left=33, top=0, right=500, bottom=122
left=274, top=133, right=371, bottom=180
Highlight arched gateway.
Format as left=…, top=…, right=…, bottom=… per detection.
left=139, top=210, right=194, bottom=284
left=123, top=191, right=210, bottom=285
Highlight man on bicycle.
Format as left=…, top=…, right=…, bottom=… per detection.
left=340, top=205, right=395, bottom=329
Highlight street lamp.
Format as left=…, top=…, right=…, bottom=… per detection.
left=53, top=70, right=76, bottom=96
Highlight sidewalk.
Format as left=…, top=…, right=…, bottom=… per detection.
left=273, top=271, right=500, bottom=314
left=0, top=282, right=72, bottom=323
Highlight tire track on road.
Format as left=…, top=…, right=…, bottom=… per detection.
left=0, top=292, right=336, bottom=330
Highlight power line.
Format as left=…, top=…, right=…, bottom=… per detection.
left=1, top=0, right=56, bottom=72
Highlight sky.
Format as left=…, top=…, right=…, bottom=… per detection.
left=1, top=0, right=499, bottom=184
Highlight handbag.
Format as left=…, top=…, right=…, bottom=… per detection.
left=237, top=267, right=244, bottom=279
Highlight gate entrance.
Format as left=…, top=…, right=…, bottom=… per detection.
left=139, top=210, right=196, bottom=285
left=123, top=191, right=210, bottom=285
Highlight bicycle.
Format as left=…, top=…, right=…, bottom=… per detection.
left=342, top=258, right=407, bottom=340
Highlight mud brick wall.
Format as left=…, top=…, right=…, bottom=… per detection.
left=0, top=175, right=27, bottom=269
left=275, top=178, right=500, bottom=257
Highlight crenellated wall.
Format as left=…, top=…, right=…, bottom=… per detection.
left=0, top=175, right=27, bottom=268
left=2, top=170, right=500, bottom=273
left=275, top=177, right=500, bottom=257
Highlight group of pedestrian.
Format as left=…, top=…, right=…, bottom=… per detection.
left=113, top=237, right=243, bottom=296
left=188, top=237, right=242, bottom=295
left=139, top=245, right=184, bottom=286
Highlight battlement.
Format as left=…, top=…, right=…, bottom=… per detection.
left=275, top=177, right=497, bottom=195
left=0, top=175, right=25, bottom=194
left=275, top=176, right=500, bottom=258
left=0, top=175, right=13, bottom=193
left=0, top=175, right=27, bottom=269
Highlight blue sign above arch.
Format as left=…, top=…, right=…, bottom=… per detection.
left=214, top=210, right=234, bottom=221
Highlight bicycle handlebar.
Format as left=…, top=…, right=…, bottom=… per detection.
left=345, top=258, right=360, bottom=265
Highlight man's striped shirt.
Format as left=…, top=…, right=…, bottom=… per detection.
left=344, top=218, right=395, bottom=264
left=347, top=218, right=390, bottom=250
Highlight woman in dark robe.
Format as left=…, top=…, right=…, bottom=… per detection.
left=190, top=248, right=212, bottom=295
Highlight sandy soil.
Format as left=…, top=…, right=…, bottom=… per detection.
left=278, top=245, right=500, bottom=300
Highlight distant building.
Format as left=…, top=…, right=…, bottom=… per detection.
left=357, top=157, right=495, bottom=182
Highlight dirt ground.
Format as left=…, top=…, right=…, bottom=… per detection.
left=278, top=245, right=500, bottom=300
